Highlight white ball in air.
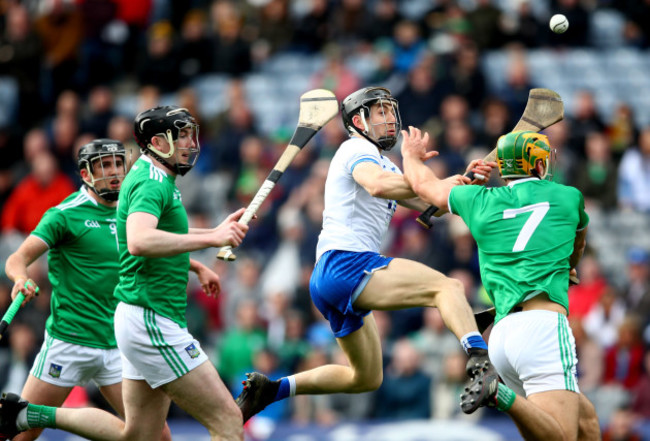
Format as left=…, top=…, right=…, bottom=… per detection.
left=549, top=14, right=569, bottom=34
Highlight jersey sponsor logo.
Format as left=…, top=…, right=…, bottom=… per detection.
left=48, top=363, right=63, bottom=378
left=84, top=219, right=101, bottom=228
left=173, top=189, right=182, bottom=201
left=185, top=343, right=201, bottom=359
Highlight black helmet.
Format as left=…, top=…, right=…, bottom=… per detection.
left=77, top=138, right=127, bottom=201
left=341, top=86, right=401, bottom=151
left=133, top=105, right=200, bottom=176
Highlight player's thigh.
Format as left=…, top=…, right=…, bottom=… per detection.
left=162, top=360, right=243, bottom=437
left=121, top=378, right=171, bottom=440
left=336, top=313, right=383, bottom=386
left=528, top=389, right=580, bottom=441
left=355, top=258, right=453, bottom=310
left=21, top=374, right=73, bottom=405
left=98, top=382, right=125, bottom=418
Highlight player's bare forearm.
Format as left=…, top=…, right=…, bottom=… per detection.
left=5, top=236, right=48, bottom=282
left=397, top=196, right=430, bottom=212
left=569, top=227, right=588, bottom=269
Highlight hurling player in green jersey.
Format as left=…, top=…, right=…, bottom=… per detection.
left=4, top=139, right=172, bottom=441
left=0, top=106, right=249, bottom=441
left=401, top=127, right=601, bottom=441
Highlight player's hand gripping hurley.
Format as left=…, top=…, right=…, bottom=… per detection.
left=416, top=88, right=565, bottom=228
left=217, top=89, right=339, bottom=261
left=0, top=280, right=39, bottom=340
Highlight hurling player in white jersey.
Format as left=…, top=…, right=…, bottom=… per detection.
left=236, top=87, right=499, bottom=421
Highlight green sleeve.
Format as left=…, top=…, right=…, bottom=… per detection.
left=31, top=208, right=68, bottom=248
left=577, top=191, right=589, bottom=230
left=127, top=179, right=168, bottom=219
left=449, top=185, right=482, bottom=226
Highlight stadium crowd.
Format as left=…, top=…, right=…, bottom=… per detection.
left=0, top=0, right=649, bottom=438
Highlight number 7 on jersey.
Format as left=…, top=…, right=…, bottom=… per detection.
left=502, top=202, right=549, bottom=252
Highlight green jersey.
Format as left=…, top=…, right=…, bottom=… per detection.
left=114, top=156, right=190, bottom=327
left=449, top=178, right=589, bottom=324
left=31, top=187, right=119, bottom=349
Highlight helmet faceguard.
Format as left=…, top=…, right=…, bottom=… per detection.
left=77, top=139, right=127, bottom=201
left=496, top=131, right=552, bottom=180
left=341, top=87, right=401, bottom=151
left=133, top=106, right=200, bottom=176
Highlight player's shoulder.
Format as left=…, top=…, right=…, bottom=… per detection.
left=338, top=137, right=379, bottom=157
left=127, top=156, right=168, bottom=186
left=54, top=189, right=93, bottom=212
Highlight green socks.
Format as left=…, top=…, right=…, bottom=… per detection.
left=495, top=383, right=516, bottom=412
left=17, top=404, right=57, bottom=430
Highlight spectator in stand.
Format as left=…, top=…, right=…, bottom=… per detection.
left=210, top=0, right=252, bottom=77
left=329, top=0, right=368, bottom=45
left=438, top=41, right=487, bottom=110
left=583, top=286, right=627, bottom=349
left=567, top=90, right=606, bottom=158
left=178, top=9, right=213, bottom=85
left=621, top=248, right=650, bottom=328
left=568, top=253, right=609, bottom=319
left=572, top=131, right=618, bottom=211
left=618, top=127, right=650, bottom=213
left=33, top=0, right=83, bottom=103
left=252, top=0, right=294, bottom=59
left=372, top=338, right=431, bottom=420
left=544, top=120, right=577, bottom=185
left=631, top=351, right=650, bottom=419
left=135, top=20, right=180, bottom=93
left=602, top=407, right=642, bottom=441
left=291, top=0, right=330, bottom=53
left=1, top=151, right=75, bottom=235
left=310, top=43, right=360, bottom=102
left=476, top=97, right=510, bottom=152
left=361, top=0, right=402, bottom=43
left=409, top=308, right=460, bottom=379
left=81, top=85, right=115, bottom=139
left=466, top=0, right=505, bottom=50
left=215, top=299, right=266, bottom=389
left=606, top=103, right=638, bottom=161
left=391, top=20, right=426, bottom=74
left=603, top=315, right=645, bottom=391
left=395, top=59, right=444, bottom=128
left=0, top=3, right=44, bottom=127
left=498, top=49, right=536, bottom=122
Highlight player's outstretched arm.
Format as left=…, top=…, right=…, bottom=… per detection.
left=126, top=208, right=249, bottom=257
left=401, top=126, right=469, bottom=211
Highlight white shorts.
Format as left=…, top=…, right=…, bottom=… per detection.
left=30, top=331, right=122, bottom=387
left=489, top=310, right=579, bottom=397
left=114, top=302, right=208, bottom=389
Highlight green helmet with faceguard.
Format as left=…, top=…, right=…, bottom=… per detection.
left=496, top=131, right=551, bottom=179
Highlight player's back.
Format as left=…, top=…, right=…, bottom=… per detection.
left=450, top=177, right=589, bottom=321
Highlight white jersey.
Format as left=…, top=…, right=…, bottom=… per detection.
left=316, top=137, right=400, bottom=261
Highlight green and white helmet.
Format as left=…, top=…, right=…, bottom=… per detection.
left=496, top=131, right=551, bottom=179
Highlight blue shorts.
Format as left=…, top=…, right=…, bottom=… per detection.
left=310, top=250, right=393, bottom=338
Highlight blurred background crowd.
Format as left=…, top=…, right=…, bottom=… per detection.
left=1, top=0, right=650, bottom=438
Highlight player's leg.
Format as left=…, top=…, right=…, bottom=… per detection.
left=98, top=382, right=173, bottom=441
left=577, top=393, right=601, bottom=441
left=53, top=378, right=170, bottom=440
left=506, top=389, right=580, bottom=441
left=13, top=375, right=72, bottom=441
left=294, top=313, right=383, bottom=394
left=162, top=360, right=243, bottom=441
left=237, top=314, right=382, bottom=422
left=95, top=349, right=172, bottom=441
left=355, top=258, right=479, bottom=339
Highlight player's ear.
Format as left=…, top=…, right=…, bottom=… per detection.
left=79, top=168, right=91, bottom=184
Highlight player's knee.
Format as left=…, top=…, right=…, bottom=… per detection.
left=352, top=371, right=383, bottom=393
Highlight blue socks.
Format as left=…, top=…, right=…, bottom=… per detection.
left=461, top=331, right=488, bottom=354
left=274, top=376, right=296, bottom=402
